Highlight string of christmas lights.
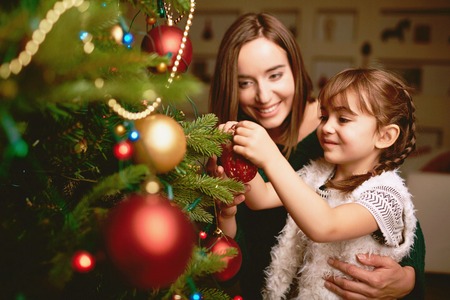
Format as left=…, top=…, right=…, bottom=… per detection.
left=0, top=0, right=88, bottom=79
left=109, top=0, right=196, bottom=120
left=0, top=0, right=196, bottom=121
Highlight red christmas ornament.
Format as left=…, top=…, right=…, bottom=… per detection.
left=104, top=194, right=196, bottom=289
left=204, top=232, right=242, bottom=282
left=220, top=142, right=258, bottom=183
left=141, top=25, right=193, bottom=73
left=72, top=250, right=95, bottom=273
left=113, top=140, right=133, bottom=160
left=199, top=231, right=208, bottom=240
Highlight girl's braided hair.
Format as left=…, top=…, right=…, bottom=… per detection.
left=319, top=68, right=416, bottom=193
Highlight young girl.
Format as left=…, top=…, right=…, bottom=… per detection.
left=221, top=68, right=418, bottom=299
left=208, top=13, right=423, bottom=299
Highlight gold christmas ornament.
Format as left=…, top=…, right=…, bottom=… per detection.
left=134, top=114, right=186, bottom=173
left=156, top=62, right=168, bottom=73
left=114, top=124, right=126, bottom=136
left=143, top=178, right=161, bottom=194
left=146, top=16, right=157, bottom=26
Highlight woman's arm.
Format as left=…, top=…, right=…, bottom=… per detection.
left=217, top=206, right=239, bottom=238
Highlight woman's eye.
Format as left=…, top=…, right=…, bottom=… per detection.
left=269, top=72, right=282, bottom=80
left=238, top=80, right=253, bottom=89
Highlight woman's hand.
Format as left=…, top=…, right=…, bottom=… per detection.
left=206, top=154, right=224, bottom=179
left=206, top=141, right=248, bottom=238
left=324, top=254, right=415, bottom=299
left=215, top=184, right=249, bottom=238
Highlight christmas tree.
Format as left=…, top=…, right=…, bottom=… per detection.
left=0, top=0, right=245, bottom=299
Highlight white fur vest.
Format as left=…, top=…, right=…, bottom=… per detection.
left=262, top=159, right=417, bottom=300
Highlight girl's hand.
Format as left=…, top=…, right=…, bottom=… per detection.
left=232, top=120, right=281, bottom=168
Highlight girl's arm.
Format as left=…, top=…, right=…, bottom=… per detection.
left=243, top=173, right=283, bottom=210
left=233, top=121, right=378, bottom=243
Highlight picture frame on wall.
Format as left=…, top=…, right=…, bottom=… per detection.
left=414, top=24, right=431, bottom=44
left=190, top=55, right=216, bottom=83
left=379, top=8, right=450, bottom=45
left=189, top=10, right=240, bottom=42
left=391, top=66, right=422, bottom=92
left=265, top=10, right=300, bottom=37
left=382, top=60, right=423, bottom=93
left=382, top=60, right=450, bottom=96
left=315, top=10, right=356, bottom=43
left=416, top=126, right=444, bottom=149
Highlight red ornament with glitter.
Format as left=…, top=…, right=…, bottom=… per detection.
left=104, top=194, right=196, bottom=289
left=220, top=142, right=258, bottom=183
left=204, top=230, right=242, bottom=282
left=141, top=25, right=193, bottom=73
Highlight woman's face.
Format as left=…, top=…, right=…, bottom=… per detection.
left=237, top=37, right=295, bottom=133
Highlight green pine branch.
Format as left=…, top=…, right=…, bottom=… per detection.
left=182, top=113, right=232, bottom=158
left=162, top=246, right=238, bottom=300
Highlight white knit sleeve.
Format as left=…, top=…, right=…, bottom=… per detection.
left=356, top=185, right=406, bottom=247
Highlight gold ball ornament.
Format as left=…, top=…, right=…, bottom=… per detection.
left=156, top=62, right=168, bottom=73
left=114, top=124, right=127, bottom=136
left=134, top=114, right=186, bottom=173
left=146, top=15, right=157, bottom=26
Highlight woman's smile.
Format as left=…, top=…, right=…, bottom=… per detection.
left=256, top=102, right=280, bottom=115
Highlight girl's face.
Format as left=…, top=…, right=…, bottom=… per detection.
left=317, top=91, right=382, bottom=178
left=237, top=37, right=295, bottom=136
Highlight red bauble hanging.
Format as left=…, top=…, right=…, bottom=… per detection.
left=204, top=231, right=242, bottom=282
left=72, top=250, right=95, bottom=273
left=113, top=140, right=133, bottom=160
left=141, top=25, right=193, bottom=73
left=104, top=194, right=196, bottom=289
left=220, top=142, right=258, bottom=183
